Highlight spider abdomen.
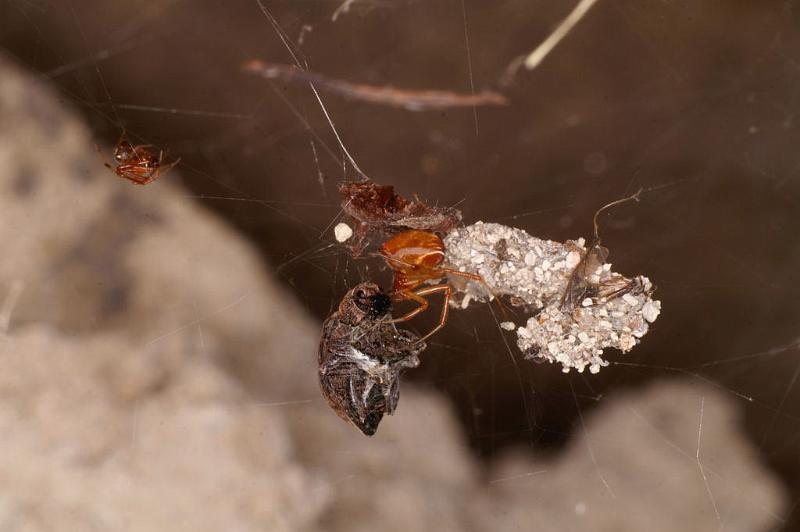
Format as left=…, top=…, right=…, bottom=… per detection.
left=380, top=230, right=446, bottom=272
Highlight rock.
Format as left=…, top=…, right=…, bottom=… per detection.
left=479, top=380, right=788, bottom=532
left=0, top=326, right=327, bottom=532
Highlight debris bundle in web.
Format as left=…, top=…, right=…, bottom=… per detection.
left=443, top=222, right=661, bottom=373
left=337, top=181, right=462, bottom=256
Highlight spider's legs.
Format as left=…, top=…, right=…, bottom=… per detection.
left=415, top=284, right=452, bottom=341
left=388, top=284, right=452, bottom=342
left=386, top=289, right=430, bottom=324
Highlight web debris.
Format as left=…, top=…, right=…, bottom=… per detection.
left=330, top=177, right=660, bottom=373
left=336, top=180, right=462, bottom=256
left=444, top=221, right=660, bottom=373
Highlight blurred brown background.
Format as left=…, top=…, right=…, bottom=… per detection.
left=2, top=0, right=800, bottom=529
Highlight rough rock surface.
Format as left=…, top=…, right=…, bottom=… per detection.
left=0, top=54, right=788, bottom=532
left=477, top=380, right=787, bottom=532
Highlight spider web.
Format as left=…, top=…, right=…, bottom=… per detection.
left=2, top=0, right=800, bottom=529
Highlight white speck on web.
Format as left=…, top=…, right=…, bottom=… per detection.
left=334, top=222, right=353, bottom=243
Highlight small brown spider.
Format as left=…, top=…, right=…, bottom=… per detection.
left=105, top=131, right=180, bottom=185
left=380, top=229, right=499, bottom=341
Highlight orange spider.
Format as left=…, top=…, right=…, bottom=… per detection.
left=105, top=131, right=180, bottom=185
left=380, top=229, right=499, bottom=341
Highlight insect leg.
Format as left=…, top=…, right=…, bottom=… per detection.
left=386, top=289, right=431, bottom=324
left=413, top=284, right=452, bottom=341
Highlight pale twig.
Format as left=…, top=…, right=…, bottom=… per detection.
left=332, top=0, right=357, bottom=21
left=525, top=0, right=601, bottom=70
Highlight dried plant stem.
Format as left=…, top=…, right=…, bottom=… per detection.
left=243, top=61, right=508, bottom=111
left=524, top=0, right=601, bottom=70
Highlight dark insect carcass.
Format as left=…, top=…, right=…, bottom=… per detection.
left=318, top=282, right=426, bottom=435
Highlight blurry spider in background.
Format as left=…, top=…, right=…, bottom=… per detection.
left=103, top=131, right=180, bottom=185
left=380, top=229, right=501, bottom=341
